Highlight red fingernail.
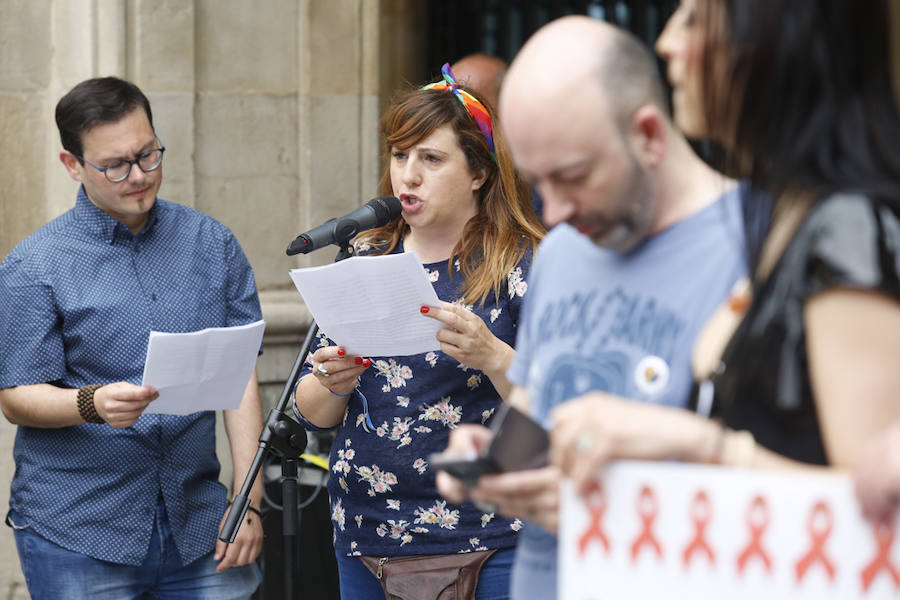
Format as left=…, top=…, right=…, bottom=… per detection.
left=337, top=347, right=346, bottom=356
left=420, top=306, right=430, bottom=314
left=355, top=357, right=363, bottom=365
left=363, top=359, right=371, bottom=367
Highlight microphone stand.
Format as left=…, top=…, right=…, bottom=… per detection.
left=220, top=242, right=354, bottom=600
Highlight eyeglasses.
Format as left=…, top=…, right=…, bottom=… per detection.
left=78, top=139, right=166, bottom=183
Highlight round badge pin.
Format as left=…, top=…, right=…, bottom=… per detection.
left=633, top=355, right=670, bottom=397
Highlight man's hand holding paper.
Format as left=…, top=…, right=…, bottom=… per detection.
left=141, top=320, right=265, bottom=415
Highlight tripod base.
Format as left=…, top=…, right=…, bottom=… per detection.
left=254, top=475, right=339, bottom=600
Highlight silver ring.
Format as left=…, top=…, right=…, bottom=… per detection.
left=315, top=363, right=330, bottom=377
left=575, top=433, right=594, bottom=454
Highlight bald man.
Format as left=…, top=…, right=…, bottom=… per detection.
left=450, top=53, right=508, bottom=110
left=437, top=17, right=747, bottom=598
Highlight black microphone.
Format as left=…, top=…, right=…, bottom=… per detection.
left=286, top=196, right=402, bottom=255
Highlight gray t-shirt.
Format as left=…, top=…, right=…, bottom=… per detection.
left=507, top=188, right=746, bottom=599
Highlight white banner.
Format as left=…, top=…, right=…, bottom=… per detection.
left=559, top=461, right=900, bottom=599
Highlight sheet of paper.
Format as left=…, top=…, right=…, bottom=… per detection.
left=289, top=252, right=443, bottom=356
left=141, top=320, right=265, bottom=415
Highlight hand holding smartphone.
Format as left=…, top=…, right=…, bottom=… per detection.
left=430, top=403, right=549, bottom=487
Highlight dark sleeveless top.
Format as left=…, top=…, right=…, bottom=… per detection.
left=704, top=193, right=900, bottom=465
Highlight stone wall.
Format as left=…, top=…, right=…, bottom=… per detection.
left=0, top=0, right=422, bottom=594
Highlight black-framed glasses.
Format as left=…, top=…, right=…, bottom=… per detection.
left=78, top=139, right=166, bottom=183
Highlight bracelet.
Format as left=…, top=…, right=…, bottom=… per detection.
left=76, top=384, right=105, bottom=424
left=330, top=389, right=352, bottom=399
left=228, top=500, right=262, bottom=518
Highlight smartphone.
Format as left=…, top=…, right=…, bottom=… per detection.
left=430, top=404, right=549, bottom=486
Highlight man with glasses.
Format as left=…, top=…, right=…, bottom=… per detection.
left=0, top=77, right=263, bottom=598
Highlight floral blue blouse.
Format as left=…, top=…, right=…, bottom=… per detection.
left=294, top=241, right=532, bottom=558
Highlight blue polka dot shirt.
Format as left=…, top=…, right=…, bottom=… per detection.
left=0, top=186, right=262, bottom=565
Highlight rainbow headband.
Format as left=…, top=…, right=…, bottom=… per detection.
left=421, top=63, right=495, bottom=161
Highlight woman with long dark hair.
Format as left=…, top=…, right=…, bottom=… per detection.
left=552, top=0, right=900, bottom=484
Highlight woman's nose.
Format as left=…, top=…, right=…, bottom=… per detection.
left=401, top=159, right=422, bottom=186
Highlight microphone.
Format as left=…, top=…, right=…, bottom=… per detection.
left=286, top=196, right=402, bottom=255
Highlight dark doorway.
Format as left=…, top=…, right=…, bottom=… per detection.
left=423, top=0, right=679, bottom=82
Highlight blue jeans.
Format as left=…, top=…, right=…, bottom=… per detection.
left=336, top=546, right=515, bottom=600
left=8, top=504, right=260, bottom=600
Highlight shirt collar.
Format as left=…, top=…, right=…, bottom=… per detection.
left=73, top=185, right=161, bottom=243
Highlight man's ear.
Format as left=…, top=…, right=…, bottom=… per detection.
left=629, top=105, right=667, bottom=168
left=59, top=151, right=84, bottom=182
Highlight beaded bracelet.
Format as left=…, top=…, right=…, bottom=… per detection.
left=330, top=389, right=352, bottom=399
left=77, top=384, right=105, bottom=424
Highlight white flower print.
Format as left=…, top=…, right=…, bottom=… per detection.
left=386, top=499, right=401, bottom=511
left=481, top=408, right=495, bottom=424
left=332, top=458, right=351, bottom=476
left=355, top=515, right=363, bottom=528
left=425, top=267, right=440, bottom=282
left=331, top=498, right=346, bottom=531
left=424, top=352, right=438, bottom=367
left=414, top=500, right=460, bottom=530
left=414, top=426, right=432, bottom=434
left=466, top=373, right=482, bottom=390
left=378, top=520, right=421, bottom=546
left=413, top=457, right=428, bottom=474
left=469, top=537, right=480, bottom=547
left=510, top=519, right=524, bottom=532
left=338, top=477, right=349, bottom=493
left=355, top=464, right=398, bottom=496
left=508, top=266, right=527, bottom=298
left=490, top=307, right=502, bottom=323
left=418, top=397, right=463, bottom=429
left=454, top=259, right=461, bottom=272
left=374, top=358, right=413, bottom=389
left=332, top=443, right=354, bottom=476
left=480, top=513, right=495, bottom=528
left=456, top=362, right=472, bottom=373
left=375, top=416, right=414, bottom=448
left=396, top=395, right=410, bottom=407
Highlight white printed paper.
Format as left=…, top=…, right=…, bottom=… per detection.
left=559, top=460, right=900, bottom=599
left=289, top=252, right=442, bottom=356
left=141, top=320, right=265, bottom=415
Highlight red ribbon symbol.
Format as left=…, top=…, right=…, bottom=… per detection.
left=577, top=481, right=610, bottom=556
left=630, top=485, right=663, bottom=562
left=794, top=500, right=836, bottom=583
left=682, top=489, right=715, bottom=569
left=736, top=495, right=772, bottom=575
left=861, top=520, right=900, bottom=592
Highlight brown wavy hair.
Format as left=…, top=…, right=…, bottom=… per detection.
left=357, top=84, right=545, bottom=306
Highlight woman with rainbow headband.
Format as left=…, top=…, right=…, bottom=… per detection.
left=292, top=64, right=544, bottom=599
